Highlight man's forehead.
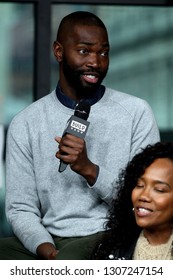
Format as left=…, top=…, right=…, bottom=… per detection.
left=68, top=24, right=108, bottom=42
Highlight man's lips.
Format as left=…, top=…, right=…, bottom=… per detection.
left=82, top=74, right=99, bottom=84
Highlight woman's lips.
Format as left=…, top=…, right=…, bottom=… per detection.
left=136, top=207, right=153, bottom=217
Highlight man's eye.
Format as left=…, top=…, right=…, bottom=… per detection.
left=79, top=49, right=88, bottom=54
left=100, top=51, right=109, bottom=57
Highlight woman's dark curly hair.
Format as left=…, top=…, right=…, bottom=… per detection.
left=94, top=142, right=173, bottom=259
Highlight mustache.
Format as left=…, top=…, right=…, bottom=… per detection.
left=79, top=69, right=104, bottom=77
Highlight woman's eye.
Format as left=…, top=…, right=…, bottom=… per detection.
left=154, top=184, right=169, bottom=193
left=154, top=187, right=167, bottom=193
left=135, top=184, right=144, bottom=188
left=155, top=189, right=164, bottom=193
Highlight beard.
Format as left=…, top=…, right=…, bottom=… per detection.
left=62, top=57, right=108, bottom=97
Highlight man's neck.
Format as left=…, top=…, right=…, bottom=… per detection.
left=56, top=83, right=105, bottom=109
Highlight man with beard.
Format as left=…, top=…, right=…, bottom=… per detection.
left=0, top=11, right=160, bottom=260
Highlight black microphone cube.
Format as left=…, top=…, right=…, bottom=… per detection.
left=65, top=115, right=90, bottom=139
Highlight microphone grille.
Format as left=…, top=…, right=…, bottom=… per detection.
left=74, top=101, right=91, bottom=120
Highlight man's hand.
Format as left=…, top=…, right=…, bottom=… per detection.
left=36, top=242, right=58, bottom=260
left=55, top=134, right=98, bottom=185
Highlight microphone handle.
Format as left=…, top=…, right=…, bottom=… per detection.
left=59, top=160, right=68, bottom=173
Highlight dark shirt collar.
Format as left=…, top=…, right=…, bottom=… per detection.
left=56, top=83, right=105, bottom=109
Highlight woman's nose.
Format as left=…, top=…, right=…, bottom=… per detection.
left=139, top=186, right=152, bottom=202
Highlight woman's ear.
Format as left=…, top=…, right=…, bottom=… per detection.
left=53, top=41, right=63, bottom=62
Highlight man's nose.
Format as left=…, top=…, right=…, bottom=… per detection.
left=86, top=53, right=101, bottom=68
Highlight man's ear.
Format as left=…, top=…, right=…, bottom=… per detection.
left=53, top=41, right=63, bottom=62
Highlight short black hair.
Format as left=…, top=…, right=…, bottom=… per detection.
left=56, top=11, right=107, bottom=42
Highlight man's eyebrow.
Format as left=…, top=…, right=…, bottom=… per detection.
left=78, top=41, right=109, bottom=48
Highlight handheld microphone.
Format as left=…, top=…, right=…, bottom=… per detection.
left=58, top=101, right=91, bottom=173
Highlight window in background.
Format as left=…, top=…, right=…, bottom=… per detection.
left=0, top=3, right=34, bottom=128
left=51, top=4, right=173, bottom=133
left=0, top=3, right=34, bottom=237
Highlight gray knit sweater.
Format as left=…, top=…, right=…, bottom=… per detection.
left=5, top=88, right=160, bottom=254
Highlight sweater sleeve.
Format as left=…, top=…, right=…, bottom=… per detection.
left=89, top=99, right=160, bottom=205
left=5, top=118, right=55, bottom=254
